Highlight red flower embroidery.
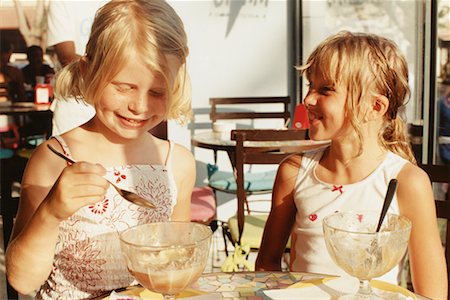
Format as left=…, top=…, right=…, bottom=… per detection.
left=89, top=198, right=109, bottom=214
left=114, top=170, right=127, bottom=183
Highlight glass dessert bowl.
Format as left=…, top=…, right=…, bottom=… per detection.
left=323, top=211, right=412, bottom=299
left=119, top=221, right=213, bottom=299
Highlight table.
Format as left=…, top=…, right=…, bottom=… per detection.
left=191, top=130, right=329, bottom=167
left=0, top=102, right=52, bottom=140
left=104, top=271, right=427, bottom=299
left=0, top=101, right=51, bottom=115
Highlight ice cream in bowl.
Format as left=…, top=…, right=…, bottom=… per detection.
left=323, top=211, right=411, bottom=299
left=119, top=221, right=213, bottom=299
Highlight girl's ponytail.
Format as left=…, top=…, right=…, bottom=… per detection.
left=54, top=59, right=86, bottom=104
left=380, top=116, right=417, bottom=164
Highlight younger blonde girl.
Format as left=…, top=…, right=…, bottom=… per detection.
left=256, top=31, right=447, bottom=299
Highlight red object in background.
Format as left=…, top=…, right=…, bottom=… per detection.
left=293, top=103, right=309, bottom=129
left=0, top=123, right=20, bottom=149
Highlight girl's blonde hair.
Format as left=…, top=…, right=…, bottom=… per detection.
left=299, top=31, right=416, bottom=164
left=55, top=0, right=191, bottom=124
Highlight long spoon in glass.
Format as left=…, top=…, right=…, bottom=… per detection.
left=47, top=144, right=156, bottom=209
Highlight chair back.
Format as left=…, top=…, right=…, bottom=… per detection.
left=209, top=97, right=291, bottom=126
left=231, top=129, right=307, bottom=245
left=419, top=164, right=450, bottom=292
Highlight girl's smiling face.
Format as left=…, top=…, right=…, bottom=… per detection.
left=93, top=52, right=180, bottom=141
left=303, top=72, right=351, bottom=141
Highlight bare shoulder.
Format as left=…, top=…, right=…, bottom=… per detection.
left=19, top=138, right=67, bottom=214
left=396, top=163, right=434, bottom=216
left=278, top=153, right=303, bottom=176
left=171, top=142, right=195, bottom=172
left=22, top=138, right=66, bottom=186
left=172, top=143, right=194, bottom=163
left=397, top=162, right=430, bottom=182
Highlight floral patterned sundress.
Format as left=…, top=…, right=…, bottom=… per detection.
left=36, top=136, right=178, bottom=299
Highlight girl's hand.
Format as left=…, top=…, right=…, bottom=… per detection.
left=42, top=161, right=109, bottom=221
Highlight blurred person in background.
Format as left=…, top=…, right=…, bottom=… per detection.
left=22, top=45, right=54, bottom=101
left=46, top=0, right=108, bottom=134
left=0, top=39, right=26, bottom=102
left=439, top=86, right=450, bottom=165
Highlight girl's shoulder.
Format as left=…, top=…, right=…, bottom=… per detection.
left=396, top=162, right=434, bottom=212
left=171, top=141, right=195, bottom=164
left=279, top=146, right=326, bottom=172
left=397, top=162, right=430, bottom=186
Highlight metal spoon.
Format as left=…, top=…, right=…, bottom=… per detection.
left=47, top=144, right=156, bottom=209
left=375, top=179, right=398, bottom=232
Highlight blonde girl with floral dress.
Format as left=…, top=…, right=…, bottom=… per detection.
left=6, top=1, right=195, bottom=299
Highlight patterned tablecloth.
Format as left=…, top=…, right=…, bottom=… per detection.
left=189, top=271, right=321, bottom=299
left=105, top=271, right=425, bottom=300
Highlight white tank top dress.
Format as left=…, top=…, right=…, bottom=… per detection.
left=290, top=147, right=409, bottom=284
left=36, top=136, right=178, bottom=299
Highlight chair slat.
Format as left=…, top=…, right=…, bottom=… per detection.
left=232, top=129, right=307, bottom=141
left=210, top=97, right=290, bottom=105
left=420, top=164, right=450, bottom=184
left=212, top=112, right=290, bottom=121
left=244, top=152, right=294, bottom=165
left=419, top=164, right=450, bottom=295
left=209, top=96, right=291, bottom=124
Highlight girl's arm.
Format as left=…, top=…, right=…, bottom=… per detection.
left=255, top=154, right=301, bottom=271
left=171, top=144, right=195, bottom=221
left=5, top=139, right=108, bottom=295
left=397, top=164, right=447, bottom=299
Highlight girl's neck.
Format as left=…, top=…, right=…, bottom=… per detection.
left=317, top=137, right=387, bottom=185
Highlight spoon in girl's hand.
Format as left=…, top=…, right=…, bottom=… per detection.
left=47, top=144, right=156, bottom=209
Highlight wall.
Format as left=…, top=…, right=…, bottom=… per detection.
left=300, top=0, right=422, bottom=124
left=168, top=0, right=289, bottom=187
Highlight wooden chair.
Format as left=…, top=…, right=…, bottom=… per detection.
left=207, top=97, right=292, bottom=205
left=209, top=96, right=291, bottom=126
left=419, top=163, right=450, bottom=294
left=222, top=129, right=306, bottom=269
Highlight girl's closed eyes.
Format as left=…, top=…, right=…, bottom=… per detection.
left=306, top=81, right=336, bottom=96
left=112, top=82, right=166, bottom=99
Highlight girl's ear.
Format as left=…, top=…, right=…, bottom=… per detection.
left=78, top=56, right=88, bottom=75
left=368, top=94, right=389, bottom=121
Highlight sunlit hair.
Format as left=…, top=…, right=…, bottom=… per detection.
left=55, top=0, right=191, bottom=124
left=297, top=31, right=416, bottom=164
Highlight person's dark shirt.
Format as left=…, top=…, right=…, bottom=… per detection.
left=439, top=94, right=450, bottom=164
left=22, top=64, right=54, bottom=88
left=440, top=96, right=450, bottom=137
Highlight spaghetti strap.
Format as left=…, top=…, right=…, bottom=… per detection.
left=164, top=140, right=174, bottom=167
left=51, top=136, right=74, bottom=164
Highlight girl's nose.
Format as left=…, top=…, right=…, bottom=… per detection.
left=128, top=93, right=148, bottom=114
left=303, top=91, right=316, bottom=108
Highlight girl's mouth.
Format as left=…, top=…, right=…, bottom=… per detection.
left=118, top=115, right=147, bottom=127
left=308, top=111, right=322, bottom=122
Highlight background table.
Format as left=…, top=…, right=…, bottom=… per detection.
left=191, top=130, right=329, bottom=167
left=0, top=102, right=52, bottom=140
left=192, top=131, right=329, bottom=152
